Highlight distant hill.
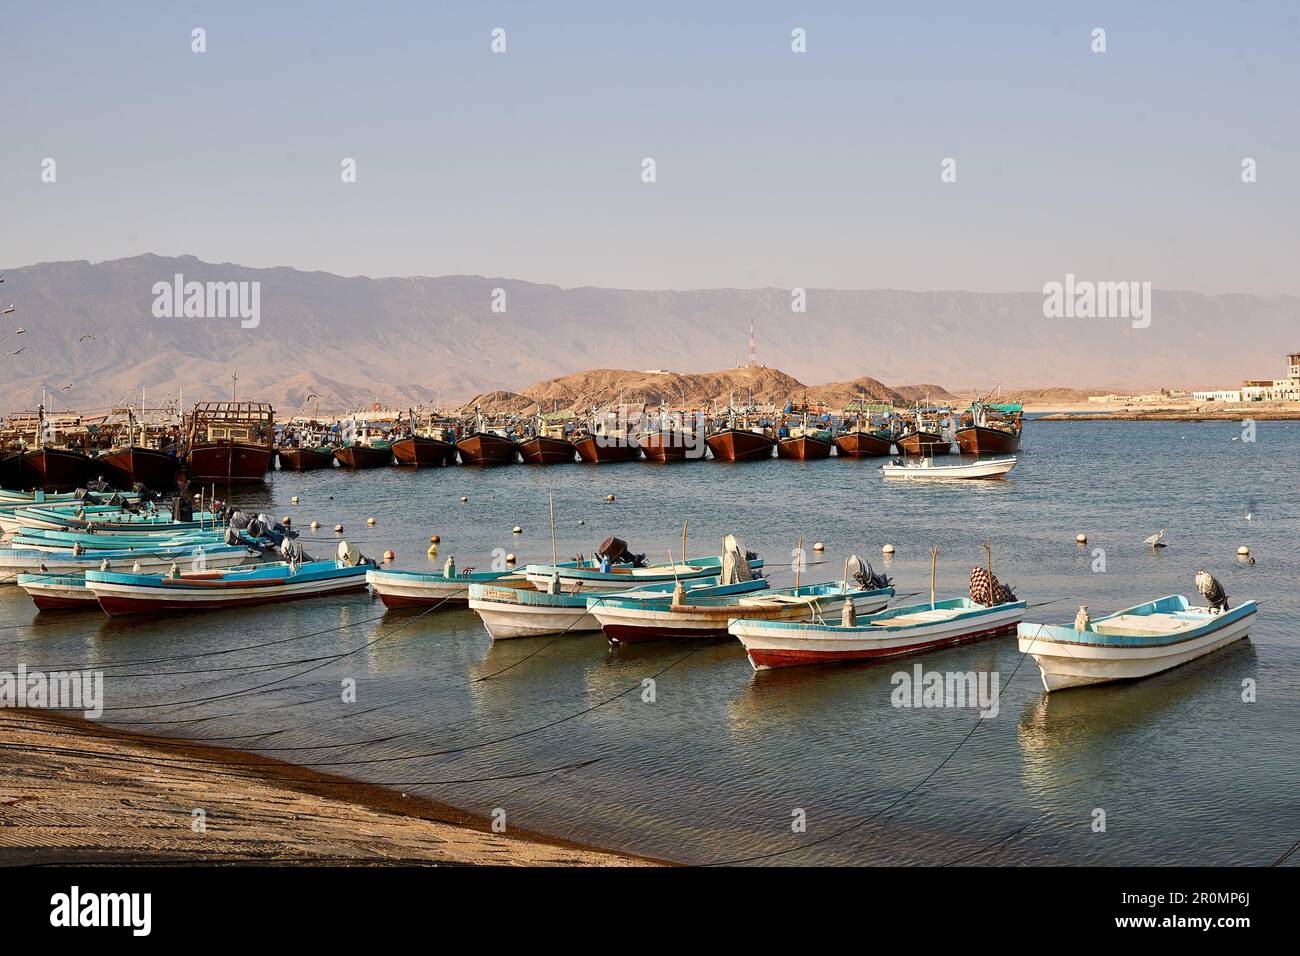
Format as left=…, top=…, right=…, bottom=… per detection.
left=458, top=367, right=958, bottom=415
left=1, top=253, right=1295, bottom=414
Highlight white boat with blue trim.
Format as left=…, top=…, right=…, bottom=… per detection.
left=730, top=597, right=1027, bottom=670
left=1017, top=592, right=1257, bottom=692
left=881, top=456, right=1017, bottom=480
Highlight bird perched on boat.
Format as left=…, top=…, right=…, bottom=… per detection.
left=1144, top=529, right=1168, bottom=549
left=1195, top=570, right=1230, bottom=612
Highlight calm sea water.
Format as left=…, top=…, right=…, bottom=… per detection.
left=5, top=420, right=1298, bottom=865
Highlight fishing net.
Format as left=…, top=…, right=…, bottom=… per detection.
left=970, top=566, right=1016, bottom=606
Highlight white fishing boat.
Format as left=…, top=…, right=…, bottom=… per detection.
left=731, top=597, right=1027, bottom=670
left=0, top=542, right=255, bottom=578
left=469, top=576, right=768, bottom=640
left=522, top=553, right=763, bottom=593
left=1017, top=592, right=1257, bottom=692
left=365, top=565, right=526, bottom=608
left=16, top=572, right=97, bottom=610
left=881, top=456, right=1017, bottom=480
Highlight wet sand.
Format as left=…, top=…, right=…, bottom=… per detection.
left=0, top=710, right=660, bottom=866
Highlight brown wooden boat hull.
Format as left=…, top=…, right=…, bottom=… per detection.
left=955, top=426, right=1021, bottom=455
left=334, top=445, right=394, bottom=469
left=705, top=429, right=775, bottom=462
left=638, top=431, right=704, bottom=462
left=276, top=447, right=336, bottom=470
left=186, top=442, right=274, bottom=484
left=573, top=436, right=642, bottom=463
left=0, top=449, right=95, bottom=491
left=896, top=431, right=952, bottom=456
left=96, top=446, right=179, bottom=490
left=776, top=435, right=833, bottom=460
left=391, top=436, right=457, bottom=467
left=518, top=436, right=576, bottom=464
left=834, top=431, right=894, bottom=457
left=456, top=434, right=518, bottom=466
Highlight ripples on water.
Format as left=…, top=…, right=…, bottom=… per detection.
left=5, top=420, right=1298, bottom=865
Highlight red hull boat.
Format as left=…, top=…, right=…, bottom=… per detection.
left=187, top=442, right=275, bottom=483
left=833, top=431, right=894, bottom=457
left=334, top=444, right=394, bottom=469
left=0, top=448, right=94, bottom=491
left=639, top=431, right=704, bottom=462
left=456, top=433, right=518, bottom=466
left=573, top=436, right=641, bottom=463
left=518, top=435, right=576, bottom=464
left=276, top=446, right=335, bottom=470
left=776, top=435, right=833, bottom=460
left=391, top=436, right=457, bottom=467
left=955, top=425, right=1021, bottom=455
left=705, top=429, right=775, bottom=462
left=896, top=431, right=952, bottom=456
left=96, top=446, right=179, bottom=490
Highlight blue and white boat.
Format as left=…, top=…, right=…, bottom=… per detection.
left=0, top=541, right=255, bottom=578
left=16, top=572, right=97, bottom=610
left=731, top=597, right=1027, bottom=670
left=469, top=576, right=769, bottom=640
left=365, top=565, right=529, bottom=608
left=523, top=553, right=764, bottom=593
left=1017, top=594, right=1258, bottom=692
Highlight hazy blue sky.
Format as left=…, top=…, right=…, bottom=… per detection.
left=2, top=1, right=1297, bottom=292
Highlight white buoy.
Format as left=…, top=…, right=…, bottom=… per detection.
left=367, top=517, right=376, bottom=525
left=310, top=521, right=320, bottom=530
left=606, top=494, right=615, bottom=502
left=506, top=553, right=517, bottom=564
left=291, top=496, right=300, bottom=504
left=1076, top=533, right=1088, bottom=544
left=282, top=516, right=291, bottom=525
left=512, top=526, right=522, bottom=534
left=460, top=496, right=468, bottom=503
left=383, top=549, right=395, bottom=562
left=882, top=544, right=896, bottom=555
left=813, top=542, right=825, bottom=552
left=430, top=534, right=440, bottom=544
left=1238, top=546, right=1250, bottom=556
left=334, top=524, right=343, bottom=533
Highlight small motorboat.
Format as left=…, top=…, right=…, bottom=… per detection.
left=0, top=542, right=254, bottom=577
left=1018, top=581, right=1256, bottom=692
left=881, top=457, right=1017, bottom=480
left=85, top=544, right=372, bottom=616
left=365, top=565, right=526, bottom=608
left=468, top=576, right=767, bottom=640
left=17, top=572, right=99, bottom=610
left=731, top=597, right=1026, bottom=670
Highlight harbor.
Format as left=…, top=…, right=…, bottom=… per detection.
left=2, top=416, right=1294, bottom=866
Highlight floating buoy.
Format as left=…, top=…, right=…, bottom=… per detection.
left=334, top=524, right=343, bottom=533
left=430, top=534, right=441, bottom=544
left=427, top=543, right=438, bottom=556
left=367, top=517, right=376, bottom=525
left=460, top=496, right=468, bottom=503
left=282, top=516, right=291, bottom=525
left=291, top=496, right=300, bottom=504
left=1076, top=533, right=1088, bottom=544
left=512, top=526, right=522, bottom=534
left=506, top=553, right=517, bottom=564
left=606, top=494, right=615, bottom=502
left=882, top=544, right=896, bottom=555
left=310, top=521, right=320, bottom=530
left=383, top=550, right=395, bottom=562
left=578, top=519, right=585, bottom=525
left=813, top=542, right=825, bottom=552
left=1238, top=546, right=1250, bottom=556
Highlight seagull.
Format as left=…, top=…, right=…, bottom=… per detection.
left=1144, top=529, right=1168, bottom=549
left=2, top=305, right=14, bottom=315
left=60, top=384, right=72, bottom=391
left=78, top=334, right=95, bottom=342
left=6, top=347, right=23, bottom=355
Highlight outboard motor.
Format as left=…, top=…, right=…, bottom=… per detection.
left=1195, top=570, right=1230, bottom=612
left=597, top=536, right=646, bottom=568
left=172, top=496, right=194, bottom=522
left=720, top=534, right=754, bottom=585
left=847, top=554, right=891, bottom=590
left=970, top=566, right=1017, bottom=606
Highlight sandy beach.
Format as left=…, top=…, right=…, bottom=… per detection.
left=0, top=710, right=657, bottom=866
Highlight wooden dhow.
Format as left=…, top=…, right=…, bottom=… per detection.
left=184, top=401, right=275, bottom=484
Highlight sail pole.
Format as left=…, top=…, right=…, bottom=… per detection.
left=549, top=492, right=557, bottom=568
left=930, top=546, right=938, bottom=609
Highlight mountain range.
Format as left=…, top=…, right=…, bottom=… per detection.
left=1, top=254, right=1295, bottom=414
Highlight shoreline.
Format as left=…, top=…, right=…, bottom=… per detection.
left=0, top=709, right=664, bottom=867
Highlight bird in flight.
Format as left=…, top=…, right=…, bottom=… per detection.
left=7, top=347, right=24, bottom=355
left=79, top=334, right=95, bottom=342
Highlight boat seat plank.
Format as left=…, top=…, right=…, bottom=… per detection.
left=1093, top=612, right=1200, bottom=635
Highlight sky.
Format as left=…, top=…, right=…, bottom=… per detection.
left=2, top=1, right=1297, bottom=293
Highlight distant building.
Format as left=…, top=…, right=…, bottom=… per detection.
left=1194, top=352, right=1300, bottom=403
left=1192, top=390, right=1243, bottom=403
